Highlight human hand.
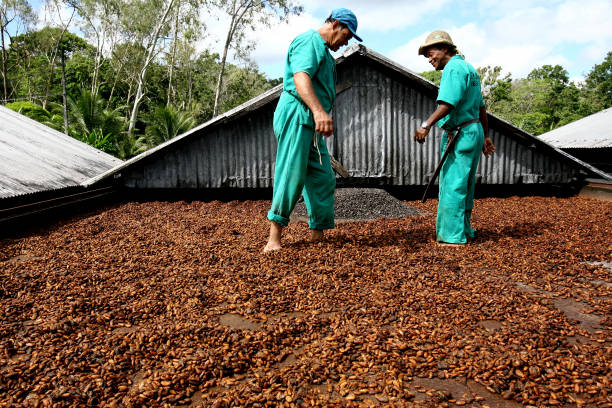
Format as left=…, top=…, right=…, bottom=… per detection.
left=313, top=110, right=333, bottom=136
left=414, top=126, right=429, bottom=144
left=482, top=137, right=495, bottom=157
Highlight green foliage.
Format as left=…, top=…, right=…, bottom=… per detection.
left=220, top=64, right=271, bottom=112
left=211, top=0, right=302, bottom=115
left=527, top=64, right=569, bottom=86
left=115, top=132, right=149, bottom=160
left=420, top=70, right=442, bottom=85
left=585, top=51, right=612, bottom=110
left=145, top=105, right=196, bottom=146
left=5, top=100, right=64, bottom=130
left=5, top=14, right=609, bottom=155
left=6, top=100, right=51, bottom=122
left=423, top=59, right=612, bottom=135
left=477, top=66, right=512, bottom=107
left=67, top=88, right=126, bottom=137
left=73, top=128, right=118, bottom=155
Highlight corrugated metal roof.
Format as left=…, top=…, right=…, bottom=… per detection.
left=0, top=104, right=123, bottom=199
left=84, top=44, right=611, bottom=187
left=538, top=107, right=612, bottom=148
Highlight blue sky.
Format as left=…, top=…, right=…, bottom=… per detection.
left=204, top=0, right=612, bottom=83
left=22, top=0, right=612, bottom=83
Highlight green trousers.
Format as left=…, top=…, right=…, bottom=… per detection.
left=267, top=94, right=336, bottom=230
left=436, top=123, right=484, bottom=244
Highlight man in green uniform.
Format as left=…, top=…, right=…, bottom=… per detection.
left=413, top=30, right=495, bottom=246
left=264, top=8, right=362, bottom=252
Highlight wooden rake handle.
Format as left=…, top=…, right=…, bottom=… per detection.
left=421, top=132, right=460, bottom=203
left=330, top=155, right=349, bottom=178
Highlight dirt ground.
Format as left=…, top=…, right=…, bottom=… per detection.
left=1, top=195, right=611, bottom=407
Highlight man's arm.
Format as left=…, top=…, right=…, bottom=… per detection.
left=294, top=72, right=333, bottom=136
left=480, top=106, right=495, bottom=157
left=413, top=102, right=453, bottom=143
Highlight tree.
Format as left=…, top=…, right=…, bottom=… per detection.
left=524, top=65, right=572, bottom=132
left=420, top=70, right=441, bottom=85
left=73, top=0, right=122, bottom=97
left=115, top=131, right=148, bottom=159
left=220, top=62, right=270, bottom=111
left=39, top=0, right=80, bottom=112
left=485, top=78, right=551, bottom=135
left=165, top=0, right=201, bottom=106
left=56, top=31, right=91, bottom=132
left=527, top=64, right=569, bottom=87
left=6, top=100, right=64, bottom=130
left=211, top=0, right=302, bottom=116
left=585, top=51, right=612, bottom=111
left=477, top=65, right=512, bottom=107
left=7, top=28, right=89, bottom=108
left=67, top=87, right=125, bottom=137
left=66, top=87, right=127, bottom=156
left=120, top=0, right=178, bottom=138
left=0, top=0, right=35, bottom=102
left=145, top=104, right=195, bottom=146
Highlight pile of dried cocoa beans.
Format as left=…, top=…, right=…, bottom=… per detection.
left=1, top=195, right=610, bottom=407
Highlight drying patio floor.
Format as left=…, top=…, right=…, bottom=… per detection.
left=1, top=195, right=611, bottom=407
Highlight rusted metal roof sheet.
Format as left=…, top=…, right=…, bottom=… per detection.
left=84, top=44, right=611, bottom=189
left=539, top=107, right=612, bottom=148
left=0, top=104, right=123, bottom=199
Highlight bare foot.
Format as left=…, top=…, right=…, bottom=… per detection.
left=263, top=221, right=283, bottom=253
left=263, top=241, right=282, bottom=253
left=311, top=229, right=324, bottom=242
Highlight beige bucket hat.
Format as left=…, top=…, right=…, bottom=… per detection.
left=418, top=30, right=456, bottom=55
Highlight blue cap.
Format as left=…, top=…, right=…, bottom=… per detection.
left=330, top=8, right=362, bottom=42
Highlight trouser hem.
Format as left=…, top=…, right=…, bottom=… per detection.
left=267, top=211, right=289, bottom=227
left=308, top=221, right=335, bottom=230
left=436, top=234, right=467, bottom=244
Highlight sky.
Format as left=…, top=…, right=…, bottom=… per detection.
left=202, top=0, right=612, bottom=83
left=22, top=0, right=612, bottom=84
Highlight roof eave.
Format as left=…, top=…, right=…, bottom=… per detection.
left=83, top=44, right=612, bottom=187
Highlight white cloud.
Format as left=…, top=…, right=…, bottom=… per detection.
left=197, top=0, right=612, bottom=81
left=37, top=1, right=76, bottom=29
left=196, top=9, right=320, bottom=74
left=250, top=13, right=320, bottom=66
left=347, top=0, right=454, bottom=32
left=388, top=0, right=612, bottom=79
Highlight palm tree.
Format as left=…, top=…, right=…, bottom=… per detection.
left=6, top=100, right=64, bottom=130
left=145, top=105, right=196, bottom=147
left=116, top=132, right=149, bottom=160
left=67, top=88, right=125, bottom=138
left=66, top=88, right=127, bottom=156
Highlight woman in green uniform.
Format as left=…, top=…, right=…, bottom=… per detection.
left=264, top=9, right=362, bottom=252
left=413, top=30, right=495, bottom=245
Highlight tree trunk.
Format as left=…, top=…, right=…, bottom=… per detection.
left=42, top=7, right=75, bottom=110
left=1, top=9, right=8, bottom=102
left=126, top=81, right=133, bottom=121
left=187, top=60, right=193, bottom=109
left=212, top=40, right=229, bottom=117
left=61, top=49, right=68, bottom=134
left=106, top=75, right=117, bottom=110
left=106, top=55, right=128, bottom=110
left=213, top=0, right=251, bottom=117
left=213, top=7, right=236, bottom=117
left=91, top=26, right=104, bottom=97
left=127, top=0, right=175, bottom=137
left=167, top=4, right=180, bottom=106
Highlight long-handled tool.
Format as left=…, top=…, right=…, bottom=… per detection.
left=330, top=155, right=349, bottom=178
left=421, top=118, right=480, bottom=203
left=421, top=133, right=459, bottom=202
